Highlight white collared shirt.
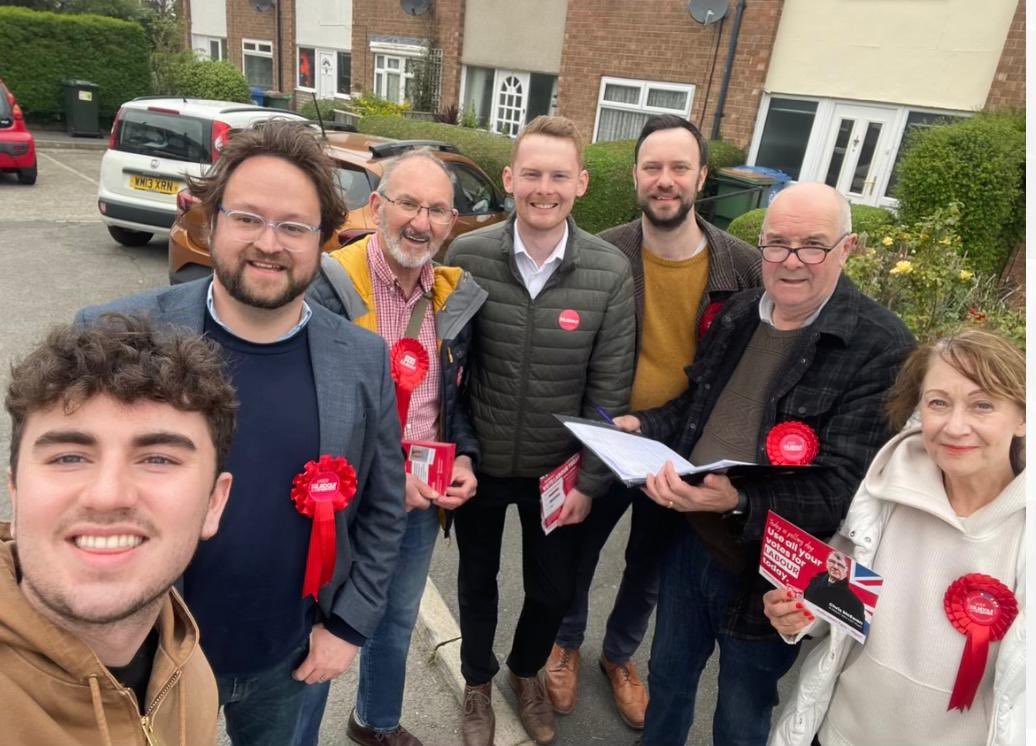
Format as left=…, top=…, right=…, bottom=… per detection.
left=206, top=281, right=312, bottom=342
left=513, top=222, right=569, bottom=300
left=758, top=291, right=831, bottom=328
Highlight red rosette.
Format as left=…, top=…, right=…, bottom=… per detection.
left=698, top=301, right=724, bottom=341
left=290, top=455, right=357, bottom=599
left=943, top=573, right=1018, bottom=711
left=765, top=421, right=819, bottom=465
left=390, top=338, right=430, bottom=431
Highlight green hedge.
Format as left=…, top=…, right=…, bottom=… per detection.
left=727, top=204, right=895, bottom=246
left=894, top=111, right=1024, bottom=275
left=0, top=6, right=150, bottom=119
left=168, top=59, right=250, bottom=103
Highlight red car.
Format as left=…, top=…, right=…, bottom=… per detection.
left=0, top=79, right=36, bottom=185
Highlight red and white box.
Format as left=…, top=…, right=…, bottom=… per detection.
left=539, top=453, right=581, bottom=535
left=403, top=440, right=455, bottom=495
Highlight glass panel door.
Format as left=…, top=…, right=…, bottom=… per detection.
left=818, top=105, right=896, bottom=205
left=492, top=70, right=529, bottom=138
left=317, top=51, right=335, bottom=99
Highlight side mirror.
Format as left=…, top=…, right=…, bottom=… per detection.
left=502, top=195, right=515, bottom=212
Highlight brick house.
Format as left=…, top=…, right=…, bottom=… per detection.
left=182, top=0, right=1023, bottom=209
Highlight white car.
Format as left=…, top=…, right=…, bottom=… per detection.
left=97, top=97, right=307, bottom=246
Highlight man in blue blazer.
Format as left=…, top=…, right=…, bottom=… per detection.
left=76, top=120, right=406, bottom=746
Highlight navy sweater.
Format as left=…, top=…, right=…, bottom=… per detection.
left=184, top=318, right=321, bottom=676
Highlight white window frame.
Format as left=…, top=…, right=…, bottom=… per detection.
left=297, top=46, right=316, bottom=92
left=747, top=93, right=971, bottom=209
left=335, top=51, right=353, bottom=100
left=592, top=76, right=694, bottom=143
left=369, top=41, right=425, bottom=105
left=242, top=38, right=274, bottom=89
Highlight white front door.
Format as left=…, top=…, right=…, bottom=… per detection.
left=317, top=51, right=336, bottom=99
left=818, top=105, right=897, bottom=205
left=491, top=70, right=529, bottom=138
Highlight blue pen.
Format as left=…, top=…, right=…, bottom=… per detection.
left=592, top=402, right=615, bottom=424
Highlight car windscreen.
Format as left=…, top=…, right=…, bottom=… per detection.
left=116, top=108, right=209, bottom=163
left=334, top=167, right=375, bottom=210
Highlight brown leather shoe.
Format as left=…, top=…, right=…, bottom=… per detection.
left=462, top=682, right=495, bottom=746
left=599, top=655, right=648, bottom=730
left=508, top=671, right=556, bottom=745
left=347, top=710, right=423, bottom=745
left=544, top=643, right=580, bottom=714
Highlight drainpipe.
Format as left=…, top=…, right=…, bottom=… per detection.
left=710, top=0, right=746, bottom=141
left=275, top=0, right=283, bottom=92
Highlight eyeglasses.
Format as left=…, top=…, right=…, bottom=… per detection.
left=757, top=232, right=849, bottom=265
left=217, top=206, right=321, bottom=251
left=379, top=194, right=456, bottom=225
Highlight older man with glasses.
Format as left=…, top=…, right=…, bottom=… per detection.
left=614, top=182, right=915, bottom=746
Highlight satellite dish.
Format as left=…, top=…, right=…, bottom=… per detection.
left=253, top=0, right=274, bottom=10
left=688, top=0, right=728, bottom=25
left=401, top=0, right=432, bottom=16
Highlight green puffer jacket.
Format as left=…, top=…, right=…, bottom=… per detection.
left=445, top=216, right=636, bottom=499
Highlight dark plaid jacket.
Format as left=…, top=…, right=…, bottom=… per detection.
left=638, top=274, right=916, bottom=638
left=599, top=215, right=761, bottom=355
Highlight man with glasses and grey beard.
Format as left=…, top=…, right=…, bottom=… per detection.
left=299, top=149, right=487, bottom=746
left=76, top=120, right=407, bottom=746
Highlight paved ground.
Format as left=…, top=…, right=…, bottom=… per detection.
left=0, top=143, right=803, bottom=746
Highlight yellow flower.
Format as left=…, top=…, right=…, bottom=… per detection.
left=919, top=233, right=929, bottom=242
left=959, top=270, right=974, bottom=281
left=881, top=236, right=894, bottom=247
left=939, top=237, right=953, bottom=246
left=899, top=232, right=912, bottom=242
left=889, top=260, right=914, bottom=276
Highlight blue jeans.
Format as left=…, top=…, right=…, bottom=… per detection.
left=641, top=523, right=800, bottom=746
left=217, top=641, right=310, bottom=746
left=297, top=507, right=439, bottom=744
left=555, top=483, right=670, bottom=662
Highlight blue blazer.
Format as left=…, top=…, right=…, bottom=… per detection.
left=75, top=279, right=406, bottom=638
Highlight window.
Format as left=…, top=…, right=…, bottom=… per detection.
left=462, top=66, right=494, bottom=127
left=450, top=165, right=497, bottom=215
left=297, top=47, right=315, bottom=90
left=883, top=110, right=967, bottom=197
left=208, top=38, right=227, bottom=62
left=115, top=108, right=207, bottom=163
left=337, top=52, right=352, bottom=96
left=461, top=66, right=557, bottom=134
left=334, top=167, right=374, bottom=210
left=752, top=97, right=818, bottom=180
left=593, top=77, right=694, bottom=142
left=242, top=39, right=274, bottom=90
left=373, top=54, right=416, bottom=105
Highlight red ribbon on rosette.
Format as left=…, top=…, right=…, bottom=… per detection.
left=390, top=338, right=430, bottom=430
left=291, top=455, right=357, bottom=600
left=698, top=301, right=724, bottom=341
left=943, top=573, right=1018, bottom=711
left=765, top=421, right=819, bottom=465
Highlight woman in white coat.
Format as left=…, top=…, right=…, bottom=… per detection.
left=765, top=329, right=1025, bottom=746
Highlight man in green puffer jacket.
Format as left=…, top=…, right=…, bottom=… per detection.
left=444, top=115, right=636, bottom=746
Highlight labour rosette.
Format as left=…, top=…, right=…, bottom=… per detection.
left=291, top=455, right=357, bottom=599
left=390, top=338, right=430, bottom=430
left=698, top=301, right=724, bottom=341
left=765, top=421, right=819, bottom=465
left=943, top=573, right=1018, bottom=711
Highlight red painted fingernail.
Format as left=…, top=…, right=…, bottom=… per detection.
left=795, top=602, right=803, bottom=609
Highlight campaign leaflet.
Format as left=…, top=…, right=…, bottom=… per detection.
left=539, top=453, right=581, bottom=535
left=759, top=510, right=884, bottom=644
left=403, top=440, right=455, bottom=495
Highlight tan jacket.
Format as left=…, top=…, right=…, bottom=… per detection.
left=0, top=524, right=218, bottom=745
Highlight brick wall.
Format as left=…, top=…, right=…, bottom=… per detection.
left=557, top=0, right=782, bottom=149
left=227, top=0, right=297, bottom=99
left=351, top=0, right=464, bottom=109
left=985, top=0, right=1024, bottom=111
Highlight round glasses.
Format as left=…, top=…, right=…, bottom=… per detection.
left=757, top=232, right=849, bottom=265
left=218, top=206, right=321, bottom=251
left=380, top=194, right=455, bottom=225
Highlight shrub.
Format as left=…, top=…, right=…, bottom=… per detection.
left=358, top=115, right=513, bottom=191
left=0, top=6, right=150, bottom=119
left=894, top=112, right=1024, bottom=275
left=707, top=140, right=746, bottom=170
left=845, top=203, right=1024, bottom=348
left=347, top=93, right=409, bottom=118
left=574, top=140, right=638, bottom=234
left=167, top=59, right=250, bottom=102
left=298, top=96, right=340, bottom=122
left=727, top=204, right=895, bottom=245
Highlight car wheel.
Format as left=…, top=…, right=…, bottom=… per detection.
left=17, top=160, right=37, bottom=185
left=107, top=225, right=153, bottom=247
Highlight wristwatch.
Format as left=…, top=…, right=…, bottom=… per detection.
left=727, top=490, right=748, bottom=516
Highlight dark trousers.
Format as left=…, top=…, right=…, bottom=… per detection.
left=455, top=474, right=583, bottom=684
left=556, top=481, right=670, bottom=662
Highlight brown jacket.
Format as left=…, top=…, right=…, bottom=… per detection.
left=598, top=214, right=762, bottom=354
left=0, top=524, right=218, bottom=745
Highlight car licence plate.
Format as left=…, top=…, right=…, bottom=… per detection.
left=130, top=175, right=181, bottom=195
